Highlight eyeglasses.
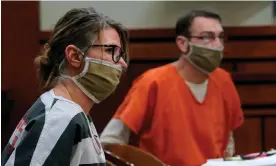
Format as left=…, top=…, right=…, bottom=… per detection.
left=91, top=44, right=125, bottom=64
left=189, top=35, right=225, bottom=44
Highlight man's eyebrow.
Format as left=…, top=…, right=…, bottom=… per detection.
left=199, top=31, right=214, bottom=35
left=199, top=31, right=224, bottom=35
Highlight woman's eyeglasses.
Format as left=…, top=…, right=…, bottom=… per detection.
left=92, top=44, right=125, bottom=63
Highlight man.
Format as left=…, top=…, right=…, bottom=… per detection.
left=100, top=10, right=244, bottom=166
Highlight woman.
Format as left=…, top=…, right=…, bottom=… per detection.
left=2, top=7, right=129, bottom=166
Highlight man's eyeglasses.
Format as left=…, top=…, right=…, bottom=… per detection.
left=189, top=35, right=225, bottom=44
left=92, top=44, right=125, bottom=64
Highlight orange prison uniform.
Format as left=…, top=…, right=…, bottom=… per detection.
left=114, top=64, right=244, bottom=166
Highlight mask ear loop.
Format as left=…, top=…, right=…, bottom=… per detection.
left=181, top=36, right=192, bottom=59
left=179, top=36, right=191, bottom=56
left=76, top=46, right=86, bottom=62
left=58, top=46, right=87, bottom=82
left=186, top=42, right=193, bottom=57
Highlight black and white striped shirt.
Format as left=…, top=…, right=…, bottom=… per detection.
left=2, top=90, right=106, bottom=166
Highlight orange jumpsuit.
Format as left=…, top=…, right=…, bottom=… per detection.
left=114, top=64, right=244, bottom=166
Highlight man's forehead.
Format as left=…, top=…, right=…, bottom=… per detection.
left=190, top=17, right=223, bottom=34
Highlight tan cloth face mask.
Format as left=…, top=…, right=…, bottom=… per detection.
left=62, top=57, right=122, bottom=103
left=184, top=43, right=223, bottom=74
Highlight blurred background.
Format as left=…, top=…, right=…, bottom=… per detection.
left=2, top=1, right=276, bottom=155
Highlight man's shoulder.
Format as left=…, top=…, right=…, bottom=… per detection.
left=210, top=68, right=237, bottom=91
left=213, top=67, right=230, bottom=76
left=211, top=67, right=232, bottom=81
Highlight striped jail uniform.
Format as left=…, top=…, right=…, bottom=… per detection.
left=2, top=90, right=106, bottom=166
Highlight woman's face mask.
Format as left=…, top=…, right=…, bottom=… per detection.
left=62, top=57, right=122, bottom=103
left=184, top=43, right=223, bottom=74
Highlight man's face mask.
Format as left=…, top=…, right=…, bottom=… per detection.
left=184, top=43, right=223, bottom=74
left=62, top=57, right=122, bottom=103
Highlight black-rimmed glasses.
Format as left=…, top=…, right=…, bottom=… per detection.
left=92, top=44, right=125, bottom=63
left=189, top=35, right=225, bottom=44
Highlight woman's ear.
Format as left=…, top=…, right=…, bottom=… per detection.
left=176, top=36, right=189, bottom=54
left=64, top=45, right=83, bottom=69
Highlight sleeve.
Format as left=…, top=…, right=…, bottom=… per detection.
left=3, top=107, right=79, bottom=166
left=227, top=74, right=244, bottom=130
left=113, top=73, right=158, bottom=135
left=100, top=119, right=131, bottom=144
left=225, top=131, right=235, bottom=157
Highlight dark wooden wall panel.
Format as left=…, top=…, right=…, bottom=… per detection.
left=127, top=40, right=276, bottom=60
left=224, top=41, right=276, bottom=59
left=234, top=118, right=262, bottom=154
left=129, top=43, right=179, bottom=60
left=2, top=1, right=40, bottom=149
left=265, top=118, right=276, bottom=150
left=234, top=62, right=276, bottom=75
left=237, top=85, right=276, bottom=106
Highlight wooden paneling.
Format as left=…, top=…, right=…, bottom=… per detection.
left=118, top=40, right=276, bottom=60
left=2, top=1, right=40, bottom=149
left=265, top=118, right=276, bottom=150
left=234, top=118, right=262, bottom=154
left=232, top=62, right=276, bottom=75
left=241, top=110, right=276, bottom=154
left=39, top=26, right=276, bottom=41
left=245, top=110, right=276, bottom=116
left=224, top=41, right=276, bottom=59
left=243, top=108, right=276, bottom=153
left=224, top=26, right=276, bottom=37
left=129, top=43, right=179, bottom=60
left=237, top=85, right=276, bottom=106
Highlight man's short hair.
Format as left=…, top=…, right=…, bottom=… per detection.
left=175, top=10, right=222, bottom=37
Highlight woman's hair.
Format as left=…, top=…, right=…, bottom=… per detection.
left=34, top=7, right=129, bottom=91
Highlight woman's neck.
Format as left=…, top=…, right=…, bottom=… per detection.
left=53, top=80, right=94, bottom=114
